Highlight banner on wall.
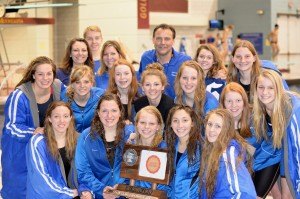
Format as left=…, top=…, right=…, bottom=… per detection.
left=137, top=0, right=149, bottom=29
left=239, top=33, right=263, bottom=55
left=149, top=0, right=188, bottom=13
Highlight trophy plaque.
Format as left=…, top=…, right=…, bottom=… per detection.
left=108, top=144, right=170, bottom=199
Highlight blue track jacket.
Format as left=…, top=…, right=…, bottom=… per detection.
left=200, top=140, right=257, bottom=199
left=139, top=48, right=191, bottom=99
left=1, top=79, right=64, bottom=199
left=169, top=140, right=201, bottom=198
left=26, top=134, right=78, bottom=199
left=61, top=87, right=105, bottom=133
left=283, top=94, right=300, bottom=198
left=75, top=125, right=134, bottom=199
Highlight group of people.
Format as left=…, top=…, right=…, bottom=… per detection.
left=1, top=23, right=299, bottom=199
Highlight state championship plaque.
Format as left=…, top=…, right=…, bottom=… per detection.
left=109, top=144, right=170, bottom=199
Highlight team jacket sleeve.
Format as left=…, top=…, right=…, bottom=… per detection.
left=222, top=146, right=256, bottom=199
left=4, top=90, right=35, bottom=142
left=75, top=133, right=107, bottom=198
left=26, top=135, right=74, bottom=199
left=288, top=112, right=300, bottom=197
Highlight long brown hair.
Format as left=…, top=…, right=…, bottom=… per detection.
left=106, top=59, right=138, bottom=120
left=194, top=44, right=227, bottom=78
left=44, top=101, right=78, bottom=161
left=219, top=82, right=251, bottom=138
left=16, top=56, right=56, bottom=88
left=227, top=40, right=260, bottom=103
left=199, top=108, right=249, bottom=199
left=174, top=60, right=206, bottom=119
left=66, top=65, right=95, bottom=101
left=60, top=38, right=94, bottom=73
left=98, top=40, right=127, bottom=76
left=90, top=93, right=126, bottom=145
left=134, top=106, right=164, bottom=147
left=165, top=105, right=202, bottom=178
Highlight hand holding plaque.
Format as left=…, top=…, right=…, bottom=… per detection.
left=105, top=144, right=170, bottom=199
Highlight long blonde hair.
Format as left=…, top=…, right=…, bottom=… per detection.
left=174, top=60, right=206, bottom=119
left=253, top=69, right=292, bottom=148
left=200, top=108, right=249, bottom=199
left=44, top=101, right=78, bottom=161
left=134, top=106, right=164, bottom=147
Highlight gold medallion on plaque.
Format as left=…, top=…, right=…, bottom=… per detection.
left=146, top=155, right=160, bottom=174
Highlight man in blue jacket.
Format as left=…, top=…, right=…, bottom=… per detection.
left=138, top=23, right=191, bottom=99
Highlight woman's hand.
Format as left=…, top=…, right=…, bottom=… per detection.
left=73, top=189, right=79, bottom=197
left=80, top=191, right=92, bottom=199
left=103, top=185, right=118, bottom=199
left=33, top=127, right=44, bottom=135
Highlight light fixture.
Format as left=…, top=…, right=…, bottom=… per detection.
left=5, top=3, right=75, bottom=10
left=257, top=9, right=264, bottom=15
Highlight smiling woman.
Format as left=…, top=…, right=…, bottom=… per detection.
left=1, top=56, right=65, bottom=198
left=56, top=38, right=94, bottom=86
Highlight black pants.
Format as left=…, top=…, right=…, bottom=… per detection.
left=252, top=163, right=280, bottom=198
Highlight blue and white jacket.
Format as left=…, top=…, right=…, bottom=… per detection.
left=61, top=87, right=105, bottom=133
left=200, top=140, right=257, bottom=199
left=26, top=134, right=78, bottom=199
left=169, top=139, right=201, bottom=198
left=283, top=94, right=300, bottom=198
left=205, top=77, right=226, bottom=101
left=139, top=48, right=191, bottom=99
left=75, top=125, right=135, bottom=199
left=1, top=79, right=64, bottom=199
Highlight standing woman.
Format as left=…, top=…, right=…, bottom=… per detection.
left=106, top=59, right=139, bottom=122
left=194, top=44, right=227, bottom=100
left=57, top=38, right=94, bottom=85
left=199, top=108, right=256, bottom=198
left=134, top=63, right=174, bottom=124
left=166, top=105, right=202, bottom=198
left=26, top=101, right=81, bottom=198
left=253, top=69, right=300, bottom=199
left=95, top=40, right=127, bottom=90
left=75, top=94, right=135, bottom=199
left=1, top=56, right=65, bottom=199
left=174, top=60, right=218, bottom=120
left=61, top=65, right=105, bottom=133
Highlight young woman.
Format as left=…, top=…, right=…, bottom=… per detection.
left=83, top=25, right=103, bottom=74
left=219, top=82, right=254, bottom=143
left=61, top=65, right=105, bottom=133
left=174, top=60, right=218, bottom=120
left=227, top=40, right=288, bottom=103
left=128, top=106, right=170, bottom=194
left=57, top=38, right=94, bottom=85
left=194, top=44, right=227, bottom=100
left=106, top=58, right=139, bottom=122
left=95, top=40, right=127, bottom=90
left=1, top=56, right=65, bottom=199
left=166, top=105, right=202, bottom=198
left=75, top=93, right=135, bottom=198
left=26, top=101, right=83, bottom=198
left=200, top=108, right=256, bottom=198
left=253, top=69, right=300, bottom=199
left=134, top=63, right=174, bottom=124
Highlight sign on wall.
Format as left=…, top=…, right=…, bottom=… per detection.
left=137, top=0, right=149, bottom=29
left=239, top=33, right=263, bottom=55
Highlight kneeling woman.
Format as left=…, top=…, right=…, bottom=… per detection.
left=166, top=105, right=202, bottom=198
left=200, top=108, right=256, bottom=198
left=75, top=94, right=135, bottom=198
left=26, top=101, right=82, bottom=198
